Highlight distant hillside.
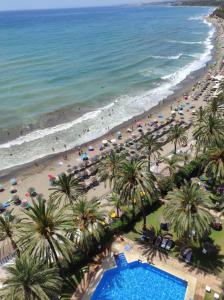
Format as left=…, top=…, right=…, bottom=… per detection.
left=174, top=0, right=224, bottom=6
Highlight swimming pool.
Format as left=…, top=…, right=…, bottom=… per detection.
left=91, top=261, right=187, bottom=300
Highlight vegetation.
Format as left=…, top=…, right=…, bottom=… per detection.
left=167, top=124, right=188, bottom=154
left=50, top=173, right=84, bottom=206
left=1, top=69, right=224, bottom=299
left=0, top=254, right=61, bottom=300
left=0, top=210, right=20, bottom=256
left=164, top=182, right=213, bottom=241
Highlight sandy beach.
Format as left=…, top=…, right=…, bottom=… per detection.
left=0, top=15, right=224, bottom=215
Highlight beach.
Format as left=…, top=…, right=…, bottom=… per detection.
left=0, top=6, right=216, bottom=172
left=0, top=13, right=223, bottom=212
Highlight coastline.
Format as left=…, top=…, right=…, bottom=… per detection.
left=0, top=16, right=216, bottom=180
left=0, top=14, right=223, bottom=204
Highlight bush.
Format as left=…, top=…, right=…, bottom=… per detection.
left=158, top=177, right=174, bottom=196
left=174, top=155, right=206, bottom=187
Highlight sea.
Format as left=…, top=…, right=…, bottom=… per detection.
left=0, top=5, right=215, bottom=173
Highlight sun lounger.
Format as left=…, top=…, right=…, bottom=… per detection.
left=165, top=239, right=173, bottom=250
left=185, top=251, right=192, bottom=263
left=205, top=286, right=211, bottom=293
left=214, top=293, right=220, bottom=299
left=160, top=238, right=168, bottom=248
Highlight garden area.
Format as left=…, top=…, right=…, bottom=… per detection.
left=124, top=203, right=224, bottom=277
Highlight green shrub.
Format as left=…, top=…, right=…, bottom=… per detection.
left=158, top=177, right=174, bottom=196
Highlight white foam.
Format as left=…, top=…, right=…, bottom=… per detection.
left=0, top=20, right=216, bottom=172
left=188, top=15, right=204, bottom=21
left=167, top=39, right=203, bottom=45
left=150, top=53, right=183, bottom=60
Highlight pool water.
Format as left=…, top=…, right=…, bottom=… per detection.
left=91, top=261, right=187, bottom=300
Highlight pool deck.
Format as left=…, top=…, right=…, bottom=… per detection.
left=78, top=237, right=222, bottom=300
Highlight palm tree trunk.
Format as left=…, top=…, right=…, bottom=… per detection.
left=132, top=201, right=136, bottom=218
left=47, top=237, right=62, bottom=270
left=148, top=153, right=151, bottom=172
left=140, top=198, right=146, bottom=230
left=174, top=141, right=177, bottom=154
left=9, top=236, right=20, bottom=257
left=116, top=206, right=119, bottom=218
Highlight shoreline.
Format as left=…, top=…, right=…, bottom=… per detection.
left=0, top=15, right=223, bottom=204
left=0, top=61, right=213, bottom=180
left=0, top=19, right=217, bottom=180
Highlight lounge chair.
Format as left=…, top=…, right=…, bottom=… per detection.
left=185, top=251, right=192, bottom=263
left=165, top=239, right=173, bottom=250
left=205, top=286, right=211, bottom=293
left=214, top=293, right=219, bottom=299
left=160, top=238, right=168, bottom=248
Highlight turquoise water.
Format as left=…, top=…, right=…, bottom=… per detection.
left=91, top=261, right=187, bottom=300
left=0, top=6, right=214, bottom=171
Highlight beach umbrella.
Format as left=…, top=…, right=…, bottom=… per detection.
left=81, top=153, right=88, bottom=161
left=116, top=131, right=122, bottom=139
left=136, top=121, right=142, bottom=127
left=10, top=178, right=17, bottom=185
left=10, top=186, right=17, bottom=194
left=88, top=145, right=94, bottom=151
left=48, top=174, right=56, bottom=180
left=111, top=139, right=117, bottom=145
left=0, top=184, right=4, bottom=192
left=102, top=140, right=108, bottom=145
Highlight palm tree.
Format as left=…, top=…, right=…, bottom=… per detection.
left=162, top=155, right=183, bottom=177
left=114, top=158, right=157, bottom=229
left=193, top=115, right=224, bottom=152
left=205, top=147, right=224, bottom=184
left=168, top=124, right=188, bottom=154
left=98, top=150, right=124, bottom=188
left=50, top=173, right=84, bottom=206
left=140, top=134, right=162, bottom=171
left=0, top=210, right=20, bottom=256
left=0, top=254, right=61, bottom=300
left=110, top=192, right=122, bottom=217
left=206, top=97, right=223, bottom=117
left=196, top=106, right=206, bottom=124
left=18, top=199, right=72, bottom=268
left=69, top=197, right=106, bottom=253
left=164, top=181, right=213, bottom=240
left=180, top=150, right=191, bottom=166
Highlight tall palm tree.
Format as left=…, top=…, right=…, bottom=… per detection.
left=0, top=210, right=20, bottom=256
left=69, top=197, right=106, bottom=253
left=205, top=147, right=224, bottom=184
left=206, top=97, right=223, bottom=117
left=110, top=192, right=122, bottom=217
left=50, top=173, right=84, bottom=206
left=162, top=155, right=183, bottom=177
left=98, top=150, right=124, bottom=188
left=114, top=158, right=157, bottom=229
left=18, top=199, right=72, bottom=268
left=168, top=124, right=188, bottom=154
left=164, top=182, right=213, bottom=240
left=193, top=114, right=224, bottom=152
left=140, top=134, right=162, bottom=171
left=0, top=254, right=61, bottom=300
left=196, top=106, right=206, bottom=124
